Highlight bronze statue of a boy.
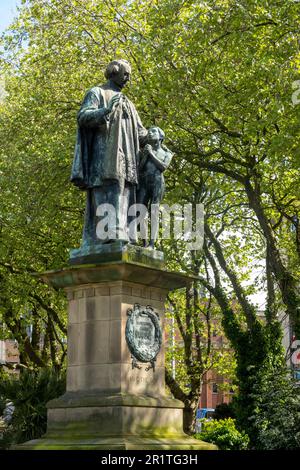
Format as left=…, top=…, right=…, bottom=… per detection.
left=137, top=127, right=173, bottom=248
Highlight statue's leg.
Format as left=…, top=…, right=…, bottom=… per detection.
left=93, top=186, right=111, bottom=243
left=128, top=182, right=141, bottom=244
left=105, top=179, right=128, bottom=242
left=148, top=201, right=157, bottom=248
left=81, top=189, right=95, bottom=248
left=136, top=183, right=149, bottom=246
left=149, top=177, right=164, bottom=249
left=81, top=186, right=109, bottom=247
left=92, top=180, right=136, bottom=243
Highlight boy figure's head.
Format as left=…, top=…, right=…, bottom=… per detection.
left=147, top=126, right=165, bottom=146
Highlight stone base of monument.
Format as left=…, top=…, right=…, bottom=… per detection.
left=17, top=249, right=216, bottom=450
left=16, top=393, right=215, bottom=450
left=69, top=240, right=164, bottom=269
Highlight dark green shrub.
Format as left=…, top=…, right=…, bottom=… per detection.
left=0, top=368, right=65, bottom=448
left=213, top=402, right=235, bottom=421
left=195, top=418, right=250, bottom=450
left=0, top=368, right=10, bottom=416
left=0, top=396, right=6, bottom=417
left=250, top=366, right=300, bottom=450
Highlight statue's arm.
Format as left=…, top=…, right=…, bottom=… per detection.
left=77, top=89, right=109, bottom=128
left=148, top=149, right=173, bottom=172
left=149, top=153, right=167, bottom=172
left=162, top=150, right=173, bottom=170
left=136, top=111, right=148, bottom=143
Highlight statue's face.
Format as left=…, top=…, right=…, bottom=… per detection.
left=148, top=127, right=160, bottom=142
left=111, top=65, right=131, bottom=88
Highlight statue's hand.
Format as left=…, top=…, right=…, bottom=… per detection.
left=106, top=94, right=122, bottom=113
left=144, top=144, right=152, bottom=155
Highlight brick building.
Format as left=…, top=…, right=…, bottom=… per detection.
left=200, top=369, right=234, bottom=409
left=0, top=340, right=20, bottom=368
left=167, top=314, right=235, bottom=413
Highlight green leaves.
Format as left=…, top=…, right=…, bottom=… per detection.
left=0, top=368, right=66, bottom=447
left=0, top=1, right=299, bottom=439
left=195, top=417, right=250, bottom=450
left=250, top=366, right=300, bottom=449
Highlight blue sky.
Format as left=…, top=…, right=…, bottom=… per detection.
left=0, top=0, right=21, bottom=34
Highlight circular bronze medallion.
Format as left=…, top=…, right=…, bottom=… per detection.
left=126, top=304, right=162, bottom=365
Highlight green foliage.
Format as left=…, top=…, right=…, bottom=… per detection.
left=0, top=368, right=66, bottom=448
left=165, top=289, right=236, bottom=394
left=228, top=320, right=286, bottom=445
left=195, top=418, right=250, bottom=450
left=164, top=283, right=237, bottom=434
left=213, top=402, right=235, bottom=421
left=249, top=366, right=300, bottom=450
left=0, top=396, right=6, bottom=417
left=0, top=0, right=299, bottom=443
left=0, top=369, right=10, bottom=416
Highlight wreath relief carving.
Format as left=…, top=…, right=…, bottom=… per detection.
left=125, top=303, right=162, bottom=372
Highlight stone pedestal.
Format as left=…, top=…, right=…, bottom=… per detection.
left=18, top=250, right=216, bottom=450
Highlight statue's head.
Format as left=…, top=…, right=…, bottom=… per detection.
left=105, top=59, right=131, bottom=89
left=147, top=126, right=165, bottom=144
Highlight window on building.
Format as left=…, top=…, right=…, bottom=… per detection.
left=212, top=383, right=218, bottom=394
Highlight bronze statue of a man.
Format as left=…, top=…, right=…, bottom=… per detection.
left=71, top=59, right=147, bottom=248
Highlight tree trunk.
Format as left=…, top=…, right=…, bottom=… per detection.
left=183, top=399, right=199, bottom=435
left=244, top=179, right=300, bottom=338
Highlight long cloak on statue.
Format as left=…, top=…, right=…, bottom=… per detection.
left=70, top=81, right=147, bottom=189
